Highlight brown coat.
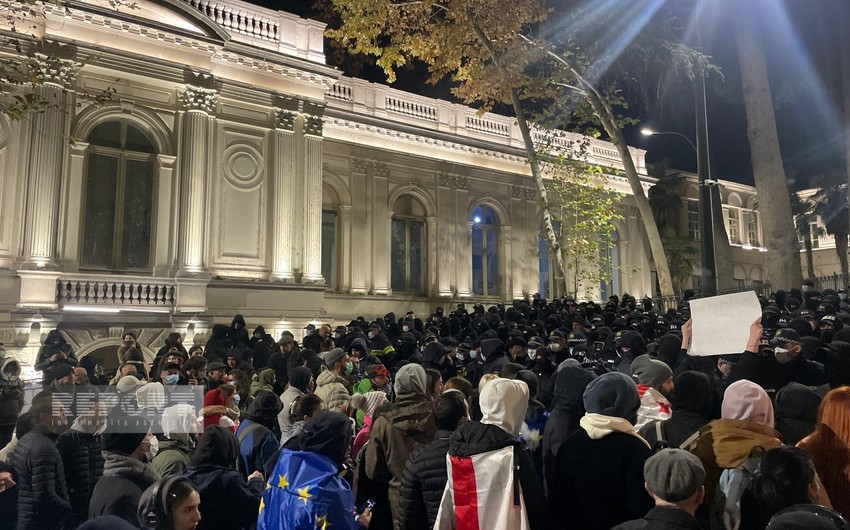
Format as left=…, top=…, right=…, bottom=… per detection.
left=365, top=393, right=436, bottom=530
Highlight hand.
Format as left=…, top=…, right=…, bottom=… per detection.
left=188, top=377, right=198, bottom=387
left=717, top=359, right=732, bottom=376
left=248, top=470, right=263, bottom=481
left=49, top=353, right=62, bottom=362
left=681, top=319, right=693, bottom=349
left=356, top=507, right=372, bottom=527
left=746, top=317, right=763, bottom=353
left=0, top=471, right=16, bottom=493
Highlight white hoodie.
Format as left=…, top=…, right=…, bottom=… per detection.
left=480, top=378, right=529, bottom=437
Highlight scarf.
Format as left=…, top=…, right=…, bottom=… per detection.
left=102, top=451, right=161, bottom=486
left=580, top=413, right=651, bottom=449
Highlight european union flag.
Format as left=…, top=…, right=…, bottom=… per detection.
left=257, top=449, right=356, bottom=530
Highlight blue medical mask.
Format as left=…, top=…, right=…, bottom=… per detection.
left=164, top=374, right=179, bottom=385
left=233, top=394, right=241, bottom=405
left=469, top=350, right=478, bottom=360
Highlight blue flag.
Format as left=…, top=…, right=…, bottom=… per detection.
left=257, top=449, right=356, bottom=530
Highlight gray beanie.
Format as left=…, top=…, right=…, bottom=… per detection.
left=631, top=354, right=673, bottom=389
left=644, top=449, right=706, bottom=502
left=582, top=372, right=640, bottom=422
left=324, top=348, right=347, bottom=368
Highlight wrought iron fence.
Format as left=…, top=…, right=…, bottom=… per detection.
left=813, top=274, right=849, bottom=292
left=650, top=283, right=773, bottom=312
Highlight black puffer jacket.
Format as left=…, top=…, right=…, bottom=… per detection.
left=57, top=427, right=105, bottom=516
left=479, top=338, right=510, bottom=377
left=89, top=451, right=160, bottom=525
left=398, top=430, right=452, bottom=530
left=9, top=424, right=73, bottom=529
left=34, top=330, right=77, bottom=384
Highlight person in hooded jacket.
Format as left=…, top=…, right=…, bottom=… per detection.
left=542, top=363, right=596, bottom=493
left=434, top=378, right=549, bottom=530
left=35, top=329, right=78, bottom=384
left=365, top=363, right=437, bottom=530
left=531, top=345, right=557, bottom=408
left=57, top=400, right=105, bottom=521
left=89, top=417, right=161, bottom=526
left=249, top=325, right=275, bottom=350
left=478, top=337, right=510, bottom=380
left=182, top=425, right=264, bottom=530
left=639, top=370, right=714, bottom=449
left=230, top=314, right=250, bottom=351
left=686, top=379, right=782, bottom=530
left=236, top=390, right=281, bottom=477
left=0, top=346, right=24, bottom=447
left=257, top=411, right=373, bottom=530
left=774, top=383, right=822, bottom=445
left=153, top=404, right=199, bottom=480
left=203, top=324, right=232, bottom=362
left=250, top=367, right=276, bottom=397
left=399, top=392, right=468, bottom=530
left=250, top=340, right=276, bottom=371
left=550, top=372, right=654, bottom=530
left=613, top=330, right=646, bottom=375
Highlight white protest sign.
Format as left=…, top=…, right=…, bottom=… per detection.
left=688, top=291, right=762, bottom=357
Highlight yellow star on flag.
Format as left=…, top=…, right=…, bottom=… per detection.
left=278, top=474, right=289, bottom=489
left=316, top=513, right=332, bottom=530
left=259, top=497, right=265, bottom=513
left=265, top=481, right=271, bottom=490
left=297, top=486, right=313, bottom=504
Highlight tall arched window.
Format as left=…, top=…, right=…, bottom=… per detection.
left=471, top=205, right=500, bottom=296
left=322, top=183, right=340, bottom=290
left=81, top=121, right=157, bottom=270
left=391, top=195, right=426, bottom=293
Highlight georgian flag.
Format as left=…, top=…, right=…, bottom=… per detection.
left=434, top=446, right=530, bottom=530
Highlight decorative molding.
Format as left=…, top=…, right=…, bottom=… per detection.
left=437, top=172, right=455, bottom=188
left=524, top=188, right=537, bottom=202
left=222, top=144, right=264, bottom=190
left=180, top=86, right=218, bottom=114
left=510, top=185, right=524, bottom=199
left=374, top=162, right=390, bottom=179
left=455, top=176, right=469, bottom=190
left=32, top=53, right=79, bottom=87
left=303, top=114, right=323, bottom=136
left=274, top=109, right=297, bottom=131
left=351, top=158, right=370, bottom=173
left=408, top=181, right=419, bottom=191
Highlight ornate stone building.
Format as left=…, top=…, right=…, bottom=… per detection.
left=0, top=0, right=766, bottom=371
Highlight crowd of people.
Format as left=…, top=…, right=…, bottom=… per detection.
left=0, top=286, right=849, bottom=529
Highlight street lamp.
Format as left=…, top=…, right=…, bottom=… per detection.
left=642, top=126, right=718, bottom=297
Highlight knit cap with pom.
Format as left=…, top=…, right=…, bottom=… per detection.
left=351, top=391, right=388, bottom=418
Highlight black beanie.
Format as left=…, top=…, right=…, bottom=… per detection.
left=103, top=415, right=150, bottom=455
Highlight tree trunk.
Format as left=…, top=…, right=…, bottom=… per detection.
left=711, top=186, right=735, bottom=290
left=804, top=227, right=815, bottom=280
left=842, top=0, right=850, bottom=253
left=836, top=231, right=850, bottom=280
left=471, top=22, right=567, bottom=296
left=582, top=90, right=675, bottom=298
left=734, top=14, right=803, bottom=291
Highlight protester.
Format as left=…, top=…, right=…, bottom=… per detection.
left=631, top=354, right=674, bottom=431
left=639, top=370, right=713, bottom=449
left=315, top=348, right=353, bottom=412
left=57, top=400, right=105, bottom=521
left=399, top=392, right=467, bottom=530
left=182, top=425, right=264, bottom=530
left=352, top=391, right=388, bottom=459
left=152, top=404, right=199, bottom=479
left=137, top=476, right=202, bottom=530
left=236, top=390, right=281, bottom=477
left=613, top=449, right=706, bottom=530
left=0, top=346, right=24, bottom=448
left=35, top=329, right=78, bottom=384
left=774, top=383, right=822, bottom=445
left=550, top=372, right=653, bottom=530
left=798, top=386, right=850, bottom=519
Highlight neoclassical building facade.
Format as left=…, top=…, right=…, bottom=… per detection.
left=0, top=0, right=767, bottom=369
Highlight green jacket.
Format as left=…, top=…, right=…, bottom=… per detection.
left=151, top=438, right=192, bottom=479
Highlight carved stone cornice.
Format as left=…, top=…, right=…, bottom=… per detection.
left=351, top=158, right=370, bottom=173
left=374, top=162, right=390, bottom=178
left=32, top=53, right=79, bottom=87
left=525, top=188, right=537, bottom=202
left=181, top=86, right=218, bottom=114
left=436, top=172, right=469, bottom=190
left=511, top=185, right=524, bottom=199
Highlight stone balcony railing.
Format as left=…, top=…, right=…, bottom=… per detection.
left=56, top=274, right=176, bottom=308
left=325, top=75, right=647, bottom=174
left=178, top=0, right=326, bottom=63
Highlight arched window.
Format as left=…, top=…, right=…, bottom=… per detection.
left=81, top=121, right=157, bottom=270
left=391, top=195, right=426, bottom=293
left=322, top=184, right=340, bottom=290
left=471, top=205, right=500, bottom=296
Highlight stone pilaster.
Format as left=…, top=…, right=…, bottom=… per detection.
left=371, top=164, right=390, bottom=295
left=269, top=108, right=297, bottom=282
left=177, top=84, right=217, bottom=276
left=22, top=53, right=78, bottom=269
left=301, top=112, right=324, bottom=284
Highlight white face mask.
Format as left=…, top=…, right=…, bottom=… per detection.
left=144, top=436, right=159, bottom=462
left=802, top=285, right=812, bottom=293
left=368, top=331, right=377, bottom=339
left=403, top=325, right=412, bottom=332
left=469, top=350, right=478, bottom=359
left=455, top=350, right=466, bottom=361
left=549, top=342, right=562, bottom=352
left=840, top=294, right=847, bottom=301
left=774, top=347, right=793, bottom=364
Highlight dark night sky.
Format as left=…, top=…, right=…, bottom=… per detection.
left=276, top=0, right=845, bottom=188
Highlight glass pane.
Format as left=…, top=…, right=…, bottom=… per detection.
left=321, top=211, right=337, bottom=288
left=125, top=124, right=156, bottom=154
left=122, top=159, right=154, bottom=268
left=486, top=228, right=499, bottom=295
left=81, top=154, right=118, bottom=267
left=87, top=122, right=122, bottom=149
left=472, top=227, right=484, bottom=296
left=391, top=219, right=408, bottom=292
left=409, top=221, right=423, bottom=293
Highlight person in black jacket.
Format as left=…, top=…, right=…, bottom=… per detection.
left=35, top=329, right=78, bottom=384
left=550, top=372, right=653, bottom=530
left=479, top=337, right=510, bottom=378
left=399, top=392, right=468, bottom=530
left=182, top=425, right=264, bottom=530
left=89, top=416, right=160, bottom=525
left=638, top=370, right=714, bottom=449
left=542, top=363, right=596, bottom=493
left=230, top=314, right=250, bottom=351
left=9, top=391, right=73, bottom=529
left=0, top=346, right=24, bottom=447
left=57, top=402, right=106, bottom=521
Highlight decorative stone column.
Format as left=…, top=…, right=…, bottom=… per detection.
left=436, top=174, right=456, bottom=297
left=22, top=51, right=78, bottom=269
left=426, top=215, right=438, bottom=296
left=502, top=224, right=514, bottom=300
left=177, top=80, right=217, bottom=276
left=370, top=164, right=390, bottom=295
left=338, top=205, right=353, bottom=293
left=301, top=110, right=325, bottom=284
left=269, top=107, right=297, bottom=282
left=456, top=180, right=472, bottom=298
left=349, top=159, right=370, bottom=294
